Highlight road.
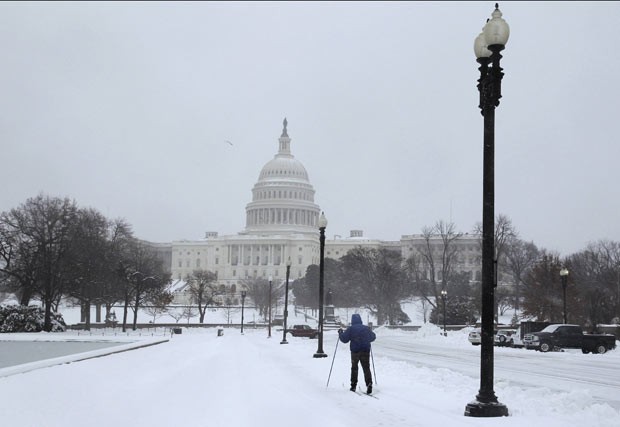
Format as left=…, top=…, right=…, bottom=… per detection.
left=375, top=334, right=620, bottom=409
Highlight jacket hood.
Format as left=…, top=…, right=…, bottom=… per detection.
left=351, top=314, right=362, bottom=325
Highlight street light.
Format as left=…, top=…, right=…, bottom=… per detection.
left=465, top=3, right=510, bottom=418
left=441, top=289, right=448, bottom=337
left=268, top=276, right=273, bottom=338
left=560, top=267, right=569, bottom=324
left=617, top=267, right=620, bottom=322
left=281, top=257, right=292, bottom=344
left=240, top=290, right=247, bottom=334
left=313, top=212, right=328, bottom=358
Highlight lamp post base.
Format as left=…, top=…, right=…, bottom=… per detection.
left=464, top=401, right=509, bottom=417
left=313, top=352, right=328, bottom=358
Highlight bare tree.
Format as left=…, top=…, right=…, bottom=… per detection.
left=473, top=214, right=517, bottom=262
left=100, top=219, right=134, bottom=321
left=144, top=290, right=173, bottom=323
left=119, top=240, right=170, bottom=331
left=185, top=269, right=221, bottom=323
left=64, top=207, right=110, bottom=330
left=221, top=288, right=240, bottom=325
left=503, top=239, right=540, bottom=312
left=411, top=220, right=463, bottom=311
left=0, top=215, right=40, bottom=306
left=340, top=247, right=409, bottom=325
left=168, top=307, right=185, bottom=323
left=0, top=194, right=79, bottom=331
left=242, top=277, right=273, bottom=321
left=182, top=305, right=197, bottom=324
left=521, top=252, right=563, bottom=322
left=568, top=240, right=620, bottom=327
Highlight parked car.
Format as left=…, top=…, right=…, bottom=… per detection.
left=468, top=329, right=481, bottom=345
left=286, top=324, right=318, bottom=338
left=510, top=327, right=525, bottom=348
left=494, top=329, right=518, bottom=347
left=524, top=324, right=617, bottom=354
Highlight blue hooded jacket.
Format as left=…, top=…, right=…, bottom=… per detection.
left=339, top=314, right=376, bottom=352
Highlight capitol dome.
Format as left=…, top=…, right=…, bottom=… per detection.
left=243, top=119, right=321, bottom=235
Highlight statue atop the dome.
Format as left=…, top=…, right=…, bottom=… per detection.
left=281, top=117, right=288, bottom=137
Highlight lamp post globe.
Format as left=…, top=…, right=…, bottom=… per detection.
left=314, top=212, right=328, bottom=358
left=281, top=258, right=292, bottom=344
left=240, top=290, right=247, bottom=334
left=465, top=3, right=509, bottom=418
left=483, top=5, right=510, bottom=47
left=560, top=267, right=569, bottom=324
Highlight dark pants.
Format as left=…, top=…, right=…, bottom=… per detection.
left=350, top=351, right=372, bottom=388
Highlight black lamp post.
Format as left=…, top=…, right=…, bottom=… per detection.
left=441, top=289, right=448, bottom=337
left=268, top=276, right=273, bottom=338
left=465, top=3, right=509, bottom=418
left=313, top=212, right=328, bottom=358
left=617, top=267, right=620, bottom=321
left=240, top=290, right=247, bottom=334
left=281, top=257, right=292, bottom=344
left=560, top=267, right=569, bottom=324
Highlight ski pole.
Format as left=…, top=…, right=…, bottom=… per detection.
left=370, top=347, right=377, bottom=385
left=326, top=335, right=340, bottom=388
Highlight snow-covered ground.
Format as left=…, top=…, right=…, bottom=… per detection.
left=1, top=301, right=619, bottom=427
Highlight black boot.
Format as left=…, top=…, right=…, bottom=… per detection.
left=366, top=384, right=372, bottom=395
left=350, top=384, right=356, bottom=392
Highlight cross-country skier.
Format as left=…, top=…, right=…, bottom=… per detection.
left=338, top=314, right=376, bottom=394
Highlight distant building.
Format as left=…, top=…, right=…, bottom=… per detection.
left=151, top=119, right=482, bottom=301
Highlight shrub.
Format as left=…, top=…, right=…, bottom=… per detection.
left=0, top=305, right=66, bottom=332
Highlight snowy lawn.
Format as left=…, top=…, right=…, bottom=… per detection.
left=0, top=324, right=619, bottom=427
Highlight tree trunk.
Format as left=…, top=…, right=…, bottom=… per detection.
left=84, top=299, right=91, bottom=331
left=132, top=288, right=140, bottom=330
left=199, top=304, right=206, bottom=323
left=43, top=297, right=53, bottom=332
left=19, top=289, right=32, bottom=306
left=122, top=290, right=130, bottom=333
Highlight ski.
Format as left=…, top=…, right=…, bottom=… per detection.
left=352, top=389, right=379, bottom=399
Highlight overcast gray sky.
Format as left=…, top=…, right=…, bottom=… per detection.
left=2, top=1, right=619, bottom=256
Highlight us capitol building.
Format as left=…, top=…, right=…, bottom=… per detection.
left=152, top=119, right=482, bottom=300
